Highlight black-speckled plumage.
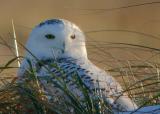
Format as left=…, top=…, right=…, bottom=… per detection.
left=18, top=19, right=138, bottom=112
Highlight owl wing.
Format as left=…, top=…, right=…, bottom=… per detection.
left=75, top=60, right=138, bottom=111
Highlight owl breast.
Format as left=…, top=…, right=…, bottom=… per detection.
left=36, top=58, right=122, bottom=100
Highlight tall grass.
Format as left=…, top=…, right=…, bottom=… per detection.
left=0, top=23, right=160, bottom=113
left=0, top=40, right=159, bottom=113
left=0, top=57, right=114, bottom=114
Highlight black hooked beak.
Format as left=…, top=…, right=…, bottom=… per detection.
left=62, top=42, right=65, bottom=53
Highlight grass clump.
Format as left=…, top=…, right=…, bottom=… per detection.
left=0, top=37, right=160, bottom=113
left=0, top=58, right=114, bottom=114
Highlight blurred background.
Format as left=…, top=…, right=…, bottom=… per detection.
left=0, top=0, right=160, bottom=78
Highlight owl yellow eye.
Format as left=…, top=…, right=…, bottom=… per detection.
left=71, top=34, right=76, bottom=39
left=45, top=34, right=55, bottom=39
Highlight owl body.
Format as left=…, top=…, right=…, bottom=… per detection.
left=18, top=19, right=138, bottom=112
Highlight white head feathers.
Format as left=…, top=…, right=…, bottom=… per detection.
left=26, top=19, right=87, bottom=61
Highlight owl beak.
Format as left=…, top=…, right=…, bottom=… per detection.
left=62, top=42, right=65, bottom=53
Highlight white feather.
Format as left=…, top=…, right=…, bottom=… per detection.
left=18, top=19, right=138, bottom=112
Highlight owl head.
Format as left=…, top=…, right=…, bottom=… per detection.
left=25, top=19, right=87, bottom=61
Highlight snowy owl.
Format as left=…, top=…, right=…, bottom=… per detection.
left=18, top=19, right=138, bottom=112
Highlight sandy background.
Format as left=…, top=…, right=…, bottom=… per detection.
left=0, top=0, right=160, bottom=77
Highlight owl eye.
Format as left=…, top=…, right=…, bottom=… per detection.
left=45, top=34, right=55, bottom=39
left=71, top=34, right=76, bottom=39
